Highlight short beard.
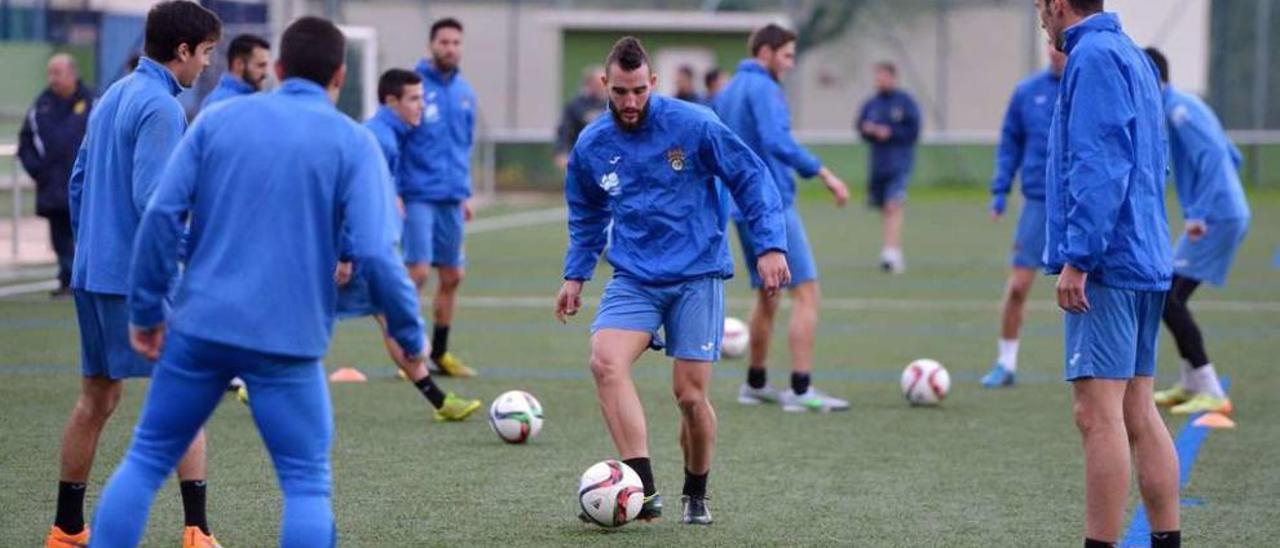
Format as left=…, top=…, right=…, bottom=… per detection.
left=609, top=100, right=649, bottom=132
left=432, top=55, right=457, bottom=73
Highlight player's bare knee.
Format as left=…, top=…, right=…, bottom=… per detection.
left=1072, top=401, right=1119, bottom=437
left=588, top=353, right=624, bottom=385
left=1007, top=279, right=1031, bottom=303
left=438, top=268, right=465, bottom=292
left=755, top=291, right=781, bottom=316
left=78, top=379, right=122, bottom=419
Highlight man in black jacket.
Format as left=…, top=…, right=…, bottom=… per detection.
left=18, top=53, right=93, bottom=298
left=553, top=65, right=606, bottom=170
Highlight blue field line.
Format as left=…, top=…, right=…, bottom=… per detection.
left=1122, top=378, right=1231, bottom=548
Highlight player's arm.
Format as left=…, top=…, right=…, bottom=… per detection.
left=130, top=100, right=186, bottom=214
left=17, top=106, right=46, bottom=180
left=990, top=88, right=1026, bottom=217
left=68, top=140, right=87, bottom=235
left=1174, top=113, right=1230, bottom=226
left=553, top=102, right=575, bottom=156
left=127, top=119, right=204, bottom=357
left=341, top=129, right=426, bottom=356
left=855, top=101, right=878, bottom=143
left=1061, top=55, right=1135, bottom=276
left=557, top=146, right=610, bottom=322
left=750, top=89, right=847, bottom=205
left=703, top=119, right=790, bottom=290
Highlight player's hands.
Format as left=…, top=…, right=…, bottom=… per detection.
left=554, top=153, right=569, bottom=171
left=990, top=194, right=1007, bottom=220
left=1056, top=264, right=1090, bottom=314
left=555, top=280, right=584, bottom=323
left=462, top=200, right=474, bottom=222
left=1186, top=219, right=1207, bottom=242
left=819, top=168, right=849, bottom=207
left=876, top=125, right=892, bottom=141
left=130, top=324, right=167, bottom=361
left=335, top=261, right=353, bottom=286
left=396, top=197, right=406, bottom=219
left=756, top=251, right=791, bottom=295
left=859, top=121, right=878, bottom=137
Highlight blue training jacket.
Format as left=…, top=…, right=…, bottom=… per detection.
left=856, top=88, right=921, bottom=178
left=1162, top=85, right=1250, bottom=223
left=200, top=73, right=255, bottom=111
left=991, top=69, right=1060, bottom=201
left=398, top=60, right=476, bottom=203
left=69, top=57, right=187, bottom=295
left=129, top=79, right=423, bottom=360
left=1044, top=12, right=1171, bottom=291
left=366, top=105, right=413, bottom=186
left=713, top=59, right=822, bottom=208
left=563, top=95, right=787, bottom=284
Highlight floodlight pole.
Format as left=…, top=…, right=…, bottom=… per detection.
left=1250, top=0, right=1272, bottom=186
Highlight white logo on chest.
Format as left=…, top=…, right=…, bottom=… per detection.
left=599, top=172, right=621, bottom=196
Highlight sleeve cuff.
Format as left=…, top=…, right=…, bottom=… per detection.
left=130, top=306, right=166, bottom=330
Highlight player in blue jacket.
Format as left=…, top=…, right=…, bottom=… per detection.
left=981, top=41, right=1066, bottom=388
left=856, top=61, right=920, bottom=273
left=1144, top=48, right=1250, bottom=417
left=1040, top=3, right=1180, bottom=547
left=334, top=67, right=482, bottom=421
left=398, top=17, right=479, bottom=377
left=714, top=24, right=852, bottom=412
left=50, top=3, right=222, bottom=547
left=555, top=37, right=789, bottom=526
left=199, top=33, right=270, bottom=111
left=89, top=17, right=425, bottom=548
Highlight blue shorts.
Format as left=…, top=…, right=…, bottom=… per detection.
left=591, top=275, right=725, bottom=362
left=403, top=200, right=465, bottom=267
left=868, top=171, right=910, bottom=209
left=74, top=290, right=153, bottom=379
left=1172, top=218, right=1248, bottom=286
left=1063, top=280, right=1166, bottom=381
left=735, top=206, right=818, bottom=289
left=335, top=270, right=378, bottom=319
left=1011, top=199, right=1047, bottom=269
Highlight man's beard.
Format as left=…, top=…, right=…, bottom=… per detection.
left=609, top=100, right=649, bottom=132
left=241, top=73, right=265, bottom=91
left=433, top=54, right=458, bottom=73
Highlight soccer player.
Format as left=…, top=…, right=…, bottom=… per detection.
left=50, top=3, right=221, bottom=547
left=981, top=40, right=1067, bottom=388
left=855, top=61, right=920, bottom=274
left=703, top=67, right=728, bottom=105
left=674, top=64, right=703, bottom=103
left=556, top=36, right=789, bottom=526
left=1145, top=47, right=1250, bottom=416
left=714, top=24, right=852, bottom=412
left=200, top=33, right=270, bottom=109
left=1039, top=1, right=1181, bottom=546
left=334, top=67, right=482, bottom=421
left=89, top=16, right=425, bottom=547
left=554, top=65, right=607, bottom=170
left=400, top=17, right=478, bottom=377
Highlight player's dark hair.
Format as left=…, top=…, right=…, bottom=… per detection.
left=430, top=17, right=463, bottom=41
left=227, top=33, right=270, bottom=67
left=279, top=16, right=345, bottom=87
left=1067, top=0, right=1104, bottom=14
left=704, top=67, right=722, bottom=90
left=749, top=23, right=797, bottom=56
left=144, top=1, right=222, bottom=63
left=378, top=68, right=422, bottom=104
left=1144, top=47, right=1169, bottom=84
left=605, top=36, right=649, bottom=75
left=875, top=61, right=897, bottom=77
left=678, top=64, right=695, bottom=78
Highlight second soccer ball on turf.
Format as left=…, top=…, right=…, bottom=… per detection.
left=488, top=390, right=544, bottom=444
left=577, top=460, right=645, bottom=528
left=900, top=359, right=951, bottom=406
left=722, top=316, right=749, bottom=359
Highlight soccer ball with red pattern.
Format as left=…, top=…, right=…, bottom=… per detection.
left=900, top=359, right=950, bottom=406
left=488, top=390, right=543, bottom=443
left=577, top=460, right=645, bottom=528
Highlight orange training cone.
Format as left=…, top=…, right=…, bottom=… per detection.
left=329, top=367, right=367, bottom=383
left=1193, top=413, right=1236, bottom=429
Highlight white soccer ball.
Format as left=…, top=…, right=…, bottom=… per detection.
left=577, top=460, right=645, bottom=528
left=488, top=390, right=544, bottom=444
left=722, top=316, right=749, bottom=359
left=900, top=359, right=951, bottom=406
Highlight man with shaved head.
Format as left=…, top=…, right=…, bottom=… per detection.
left=19, top=53, right=93, bottom=298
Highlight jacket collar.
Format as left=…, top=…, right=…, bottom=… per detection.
left=217, top=73, right=256, bottom=96
left=277, top=78, right=332, bottom=106
left=1063, top=12, right=1121, bottom=54
left=136, top=56, right=184, bottom=96
left=736, top=59, right=773, bottom=81
left=373, top=105, right=413, bottom=137
left=416, top=59, right=459, bottom=85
